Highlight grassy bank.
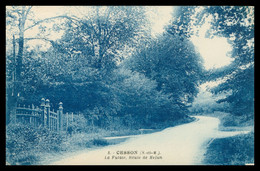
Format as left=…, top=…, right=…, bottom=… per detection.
left=196, top=111, right=254, bottom=165
left=203, top=132, right=254, bottom=165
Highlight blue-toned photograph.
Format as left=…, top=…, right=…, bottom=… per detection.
left=5, top=6, right=254, bottom=165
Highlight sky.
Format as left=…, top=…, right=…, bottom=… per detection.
left=191, top=36, right=233, bottom=70
left=190, top=19, right=233, bottom=70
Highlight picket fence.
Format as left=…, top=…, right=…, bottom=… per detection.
left=14, top=98, right=63, bottom=132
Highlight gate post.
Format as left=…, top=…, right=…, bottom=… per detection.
left=58, top=102, right=63, bottom=132
left=40, top=98, right=46, bottom=127
left=45, top=99, right=50, bottom=129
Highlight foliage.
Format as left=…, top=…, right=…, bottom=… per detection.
left=214, top=65, right=254, bottom=117
left=90, top=138, right=109, bottom=147
left=189, top=89, right=230, bottom=114
left=6, top=6, right=254, bottom=128
left=166, top=6, right=198, bottom=39
left=54, top=6, right=148, bottom=75
left=63, top=113, right=88, bottom=134
left=109, top=67, right=180, bottom=128
left=198, top=6, right=254, bottom=119
left=123, top=33, right=204, bottom=113
left=6, top=123, right=113, bottom=165
left=203, top=132, right=254, bottom=165
left=6, top=123, right=65, bottom=165
left=166, top=6, right=254, bottom=123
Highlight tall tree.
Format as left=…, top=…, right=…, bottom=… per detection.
left=55, top=6, right=148, bottom=76
left=6, top=6, right=57, bottom=107
left=6, top=6, right=86, bottom=123
left=122, top=32, right=204, bottom=115
left=6, top=6, right=33, bottom=81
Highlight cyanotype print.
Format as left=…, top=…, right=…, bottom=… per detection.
left=6, top=6, right=254, bottom=165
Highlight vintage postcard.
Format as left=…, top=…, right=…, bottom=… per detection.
left=6, top=6, right=254, bottom=165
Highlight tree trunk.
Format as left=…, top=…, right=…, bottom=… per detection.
left=15, top=7, right=26, bottom=102
left=16, top=35, right=24, bottom=82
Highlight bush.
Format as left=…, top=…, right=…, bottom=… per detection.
left=63, top=113, right=88, bottom=134
left=6, top=123, right=65, bottom=165
left=91, top=138, right=109, bottom=146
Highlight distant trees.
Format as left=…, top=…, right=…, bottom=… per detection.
left=189, top=87, right=230, bottom=114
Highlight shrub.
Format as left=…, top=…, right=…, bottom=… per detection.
left=91, top=138, right=109, bottom=146
left=6, top=123, right=65, bottom=165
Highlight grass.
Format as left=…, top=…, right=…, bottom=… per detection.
left=191, top=111, right=254, bottom=165
left=203, top=132, right=254, bottom=165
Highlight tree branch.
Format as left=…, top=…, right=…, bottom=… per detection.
left=24, top=15, right=82, bottom=32
left=24, top=37, right=56, bottom=46
left=24, top=6, right=33, bottom=19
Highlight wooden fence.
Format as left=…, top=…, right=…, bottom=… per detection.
left=14, top=98, right=63, bottom=132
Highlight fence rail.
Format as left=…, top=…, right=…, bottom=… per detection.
left=14, top=98, right=63, bottom=133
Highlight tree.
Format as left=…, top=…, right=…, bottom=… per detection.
left=6, top=6, right=33, bottom=81
left=6, top=6, right=80, bottom=123
left=214, top=65, right=254, bottom=118
left=54, top=6, right=148, bottom=76
left=108, top=67, right=181, bottom=129
left=166, top=6, right=198, bottom=39
left=197, top=6, right=254, bottom=66
left=122, top=32, right=204, bottom=116
left=6, top=6, right=33, bottom=123
left=199, top=6, right=254, bottom=120
left=189, top=86, right=230, bottom=114
left=6, top=6, right=205, bottom=129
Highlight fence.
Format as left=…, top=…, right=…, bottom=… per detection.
left=14, top=98, right=63, bottom=132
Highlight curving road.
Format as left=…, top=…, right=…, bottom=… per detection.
left=50, top=116, right=250, bottom=165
